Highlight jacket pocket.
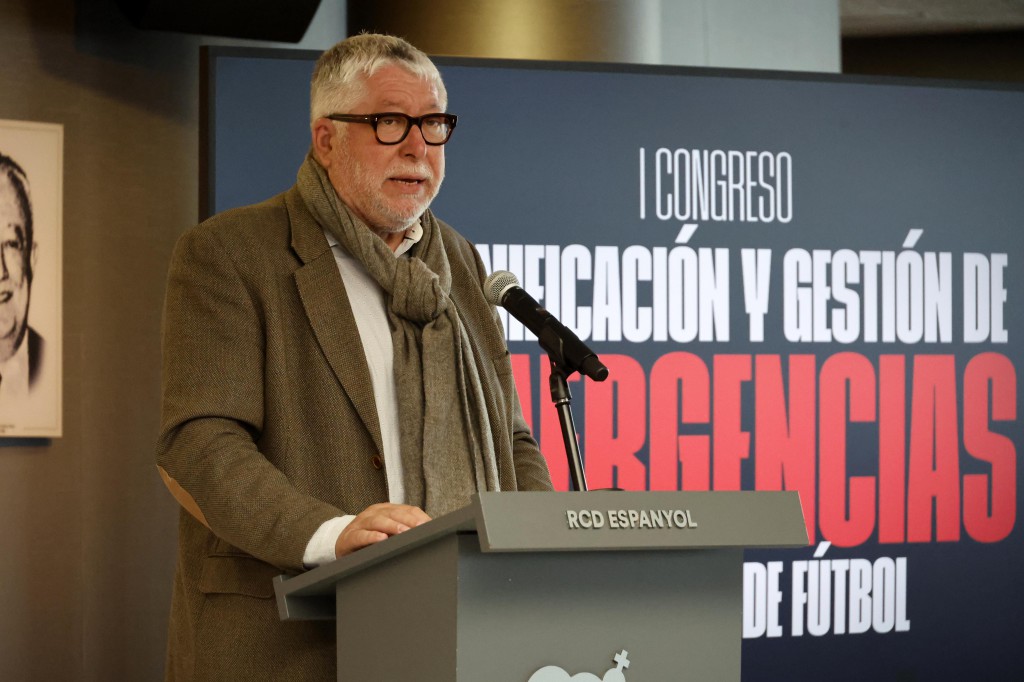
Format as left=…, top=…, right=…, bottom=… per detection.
left=199, top=553, right=280, bottom=599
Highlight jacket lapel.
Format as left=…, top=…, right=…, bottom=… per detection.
left=285, top=187, right=385, bottom=457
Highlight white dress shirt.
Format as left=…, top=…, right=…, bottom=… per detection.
left=302, top=224, right=423, bottom=568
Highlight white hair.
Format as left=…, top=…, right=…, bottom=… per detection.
left=310, top=33, right=447, bottom=127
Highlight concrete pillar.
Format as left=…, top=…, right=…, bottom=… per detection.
left=346, top=0, right=839, bottom=72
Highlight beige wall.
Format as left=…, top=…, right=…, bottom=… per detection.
left=0, top=0, right=352, bottom=677
left=347, top=0, right=841, bottom=71
left=0, top=0, right=350, bottom=678
left=0, top=1, right=196, bottom=678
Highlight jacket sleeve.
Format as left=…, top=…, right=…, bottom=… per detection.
left=156, top=223, right=342, bottom=572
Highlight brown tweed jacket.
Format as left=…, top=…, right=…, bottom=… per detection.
left=156, top=186, right=552, bottom=681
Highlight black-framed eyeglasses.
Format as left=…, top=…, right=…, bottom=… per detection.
left=326, top=112, right=458, bottom=145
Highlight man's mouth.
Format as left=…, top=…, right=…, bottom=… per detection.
left=390, top=176, right=426, bottom=185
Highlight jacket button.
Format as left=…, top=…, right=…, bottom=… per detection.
left=370, top=455, right=383, bottom=470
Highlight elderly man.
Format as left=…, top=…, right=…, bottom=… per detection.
left=157, top=34, right=551, bottom=681
left=0, top=153, right=42, bottom=403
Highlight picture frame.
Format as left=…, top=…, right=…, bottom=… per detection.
left=0, top=119, right=63, bottom=438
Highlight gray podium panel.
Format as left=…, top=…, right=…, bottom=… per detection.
left=334, top=534, right=461, bottom=679
left=456, top=538, right=740, bottom=681
left=335, top=532, right=740, bottom=681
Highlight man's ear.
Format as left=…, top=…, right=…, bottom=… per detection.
left=27, top=241, right=37, bottom=282
left=311, top=118, right=337, bottom=167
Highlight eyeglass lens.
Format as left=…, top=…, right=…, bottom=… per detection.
left=376, top=114, right=453, bottom=144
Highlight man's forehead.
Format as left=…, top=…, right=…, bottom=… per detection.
left=358, top=66, right=443, bottom=110
left=377, top=92, right=442, bottom=106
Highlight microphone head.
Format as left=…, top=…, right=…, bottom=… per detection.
left=483, top=270, right=521, bottom=305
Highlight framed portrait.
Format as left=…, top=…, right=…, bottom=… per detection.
left=0, top=119, right=63, bottom=437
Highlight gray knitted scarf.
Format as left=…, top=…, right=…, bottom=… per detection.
left=296, top=154, right=499, bottom=516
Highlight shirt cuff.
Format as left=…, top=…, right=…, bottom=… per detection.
left=302, top=515, right=356, bottom=568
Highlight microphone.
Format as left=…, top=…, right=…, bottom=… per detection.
left=483, top=271, right=608, bottom=382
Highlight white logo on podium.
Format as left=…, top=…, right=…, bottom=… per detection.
left=528, top=649, right=631, bottom=682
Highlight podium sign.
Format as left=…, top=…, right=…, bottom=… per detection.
left=275, top=491, right=806, bottom=681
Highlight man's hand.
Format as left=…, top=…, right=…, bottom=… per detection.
left=335, top=503, right=432, bottom=557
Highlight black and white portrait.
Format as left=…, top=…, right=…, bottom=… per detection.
left=0, top=120, right=62, bottom=437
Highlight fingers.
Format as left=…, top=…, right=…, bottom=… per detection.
left=337, top=528, right=389, bottom=554
left=335, top=504, right=432, bottom=557
left=381, top=504, right=432, bottom=530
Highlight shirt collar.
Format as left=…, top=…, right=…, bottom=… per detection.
left=394, top=221, right=423, bottom=257
left=323, top=220, right=423, bottom=258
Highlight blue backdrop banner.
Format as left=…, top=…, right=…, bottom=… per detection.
left=204, top=48, right=1024, bottom=681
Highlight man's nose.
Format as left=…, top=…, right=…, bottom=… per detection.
left=399, top=123, right=428, bottom=157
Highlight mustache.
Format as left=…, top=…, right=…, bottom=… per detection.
left=388, top=163, right=434, bottom=180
